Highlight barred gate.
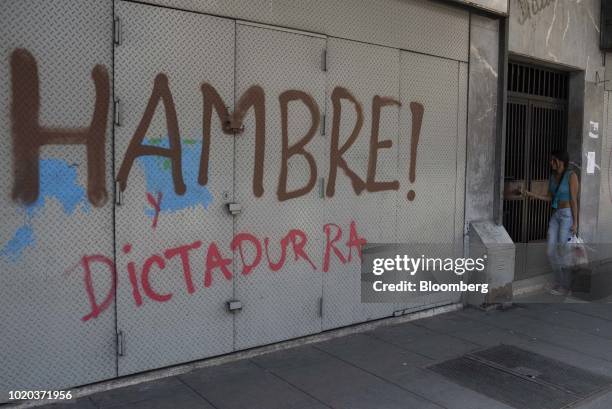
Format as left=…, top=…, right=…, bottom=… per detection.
left=503, top=62, right=568, bottom=279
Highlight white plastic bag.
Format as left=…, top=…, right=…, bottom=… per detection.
left=567, top=234, right=589, bottom=268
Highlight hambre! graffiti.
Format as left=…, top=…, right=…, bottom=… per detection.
left=9, top=48, right=425, bottom=208
left=5, top=49, right=425, bottom=321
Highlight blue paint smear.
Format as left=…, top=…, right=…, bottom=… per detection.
left=138, top=137, right=213, bottom=217
left=25, top=158, right=90, bottom=217
left=2, top=158, right=89, bottom=262
left=0, top=225, right=35, bottom=262
left=1, top=139, right=212, bottom=261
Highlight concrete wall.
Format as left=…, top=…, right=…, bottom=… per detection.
left=507, top=0, right=606, bottom=247
left=465, top=13, right=501, bottom=225
left=508, top=0, right=603, bottom=82
left=599, top=74, right=612, bottom=243
left=580, top=81, right=604, bottom=243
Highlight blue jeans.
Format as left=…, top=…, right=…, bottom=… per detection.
left=547, top=207, right=573, bottom=289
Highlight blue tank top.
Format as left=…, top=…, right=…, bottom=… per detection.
left=549, top=171, right=572, bottom=209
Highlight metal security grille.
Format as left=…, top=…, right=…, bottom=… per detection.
left=504, top=102, right=526, bottom=242
left=507, top=62, right=568, bottom=99
left=503, top=62, right=568, bottom=243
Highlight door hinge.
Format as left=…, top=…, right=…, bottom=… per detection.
left=319, top=296, right=324, bottom=317
left=318, top=177, right=325, bottom=199
left=321, top=49, right=327, bottom=72
left=115, top=180, right=122, bottom=206
left=114, top=98, right=121, bottom=126
left=117, top=331, right=125, bottom=356
left=114, top=17, right=122, bottom=45
left=320, top=114, right=326, bottom=136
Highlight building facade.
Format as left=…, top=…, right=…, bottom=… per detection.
left=0, top=0, right=607, bottom=399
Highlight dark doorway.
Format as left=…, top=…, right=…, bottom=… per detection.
left=503, top=61, right=569, bottom=280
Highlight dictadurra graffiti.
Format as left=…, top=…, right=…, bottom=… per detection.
left=80, top=221, right=365, bottom=322
left=10, top=49, right=425, bottom=208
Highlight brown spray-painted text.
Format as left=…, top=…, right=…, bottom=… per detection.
left=10, top=49, right=425, bottom=205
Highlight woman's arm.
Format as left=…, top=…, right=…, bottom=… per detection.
left=569, top=172, right=579, bottom=233
left=523, top=188, right=552, bottom=202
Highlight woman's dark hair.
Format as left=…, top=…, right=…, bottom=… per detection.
left=551, top=150, right=569, bottom=168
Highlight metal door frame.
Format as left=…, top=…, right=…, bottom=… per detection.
left=504, top=60, right=569, bottom=280
left=506, top=95, right=567, bottom=244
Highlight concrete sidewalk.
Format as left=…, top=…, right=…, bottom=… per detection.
left=37, top=303, right=612, bottom=409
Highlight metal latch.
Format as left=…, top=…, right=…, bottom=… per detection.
left=227, top=202, right=242, bottom=215
left=227, top=300, right=242, bottom=312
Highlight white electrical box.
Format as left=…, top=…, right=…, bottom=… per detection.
left=468, top=221, right=516, bottom=306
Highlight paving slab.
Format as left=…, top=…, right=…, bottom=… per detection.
left=368, top=321, right=480, bottom=360
left=33, top=305, right=612, bottom=409
left=180, top=360, right=329, bottom=409
left=574, top=390, right=612, bottom=409
left=43, top=398, right=97, bottom=409
left=437, top=318, right=533, bottom=347
left=556, top=303, right=612, bottom=321
left=456, top=307, right=612, bottom=361
left=315, top=333, right=433, bottom=376
left=316, top=333, right=514, bottom=409
left=253, top=345, right=443, bottom=409
left=106, top=390, right=211, bottom=409
left=88, top=377, right=209, bottom=409
left=513, top=304, right=612, bottom=338
left=410, top=312, right=491, bottom=334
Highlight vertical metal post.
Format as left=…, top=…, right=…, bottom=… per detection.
left=495, top=17, right=509, bottom=226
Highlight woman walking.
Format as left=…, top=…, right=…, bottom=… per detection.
left=522, top=150, right=579, bottom=296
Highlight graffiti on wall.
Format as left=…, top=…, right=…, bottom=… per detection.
left=3, top=49, right=427, bottom=257
left=516, top=0, right=555, bottom=25
left=8, top=48, right=424, bottom=204
left=2, top=49, right=429, bottom=319
left=80, top=221, right=365, bottom=321
left=139, top=137, right=213, bottom=228
left=2, top=49, right=108, bottom=260
left=10, top=49, right=109, bottom=207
